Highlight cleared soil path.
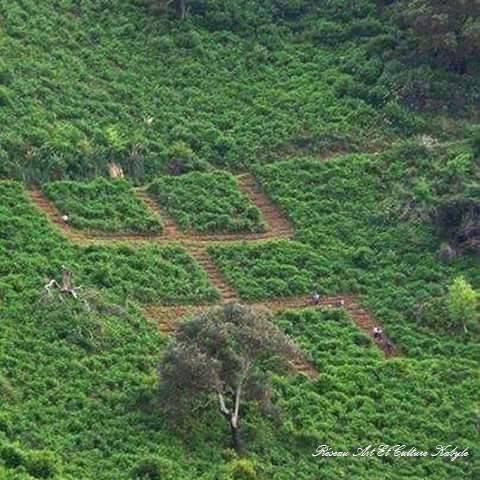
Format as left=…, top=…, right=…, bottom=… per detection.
left=29, top=175, right=293, bottom=245
left=144, top=295, right=398, bottom=379
left=29, top=176, right=397, bottom=378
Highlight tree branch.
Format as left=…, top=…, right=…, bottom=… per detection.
left=217, top=392, right=231, bottom=418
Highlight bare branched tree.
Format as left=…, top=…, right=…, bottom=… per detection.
left=158, top=304, right=299, bottom=452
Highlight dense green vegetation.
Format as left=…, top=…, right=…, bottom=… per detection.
left=271, top=308, right=479, bottom=480
left=251, top=146, right=480, bottom=360
left=384, top=0, right=480, bottom=75
left=1, top=0, right=480, bottom=479
left=3, top=141, right=480, bottom=477
left=43, top=178, right=163, bottom=234
left=2, top=0, right=477, bottom=182
left=148, top=172, right=265, bottom=233
left=0, top=181, right=217, bottom=305
left=209, top=240, right=326, bottom=300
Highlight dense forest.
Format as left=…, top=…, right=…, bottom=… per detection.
left=0, top=1, right=479, bottom=479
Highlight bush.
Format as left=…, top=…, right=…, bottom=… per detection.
left=166, top=141, right=211, bottom=176
left=310, top=20, right=345, bottom=45
left=433, top=197, right=480, bottom=247
left=222, top=458, right=259, bottom=480
left=0, top=445, right=25, bottom=469
left=447, top=277, right=478, bottom=333
left=470, top=127, right=480, bottom=158
left=131, top=457, right=178, bottom=479
left=26, top=451, right=59, bottom=479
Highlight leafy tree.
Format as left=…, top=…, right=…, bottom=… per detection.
left=394, top=0, right=480, bottom=73
left=447, top=276, right=478, bottom=333
left=157, top=304, right=298, bottom=452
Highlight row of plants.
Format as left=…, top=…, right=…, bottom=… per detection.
left=43, top=178, right=163, bottom=234
left=0, top=181, right=218, bottom=306
left=148, top=171, right=266, bottom=234
left=208, top=240, right=329, bottom=300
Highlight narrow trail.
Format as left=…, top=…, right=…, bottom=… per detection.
left=237, top=174, right=293, bottom=238
left=135, top=189, right=178, bottom=237
left=28, top=175, right=295, bottom=245
left=29, top=189, right=170, bottom=242
left=29, top=179, right=397, bottom=378
left=28, top=190, right=86, bottom=242
left=144, top=294, right=397, bottom=379
left=189, top=247, right=240, bottom=303
left=264, top=295, right=397, bottom=357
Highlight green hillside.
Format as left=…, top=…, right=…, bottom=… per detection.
left=1, top=0, right=477, bottom=182
left=1, top=1, right=479, bottom=479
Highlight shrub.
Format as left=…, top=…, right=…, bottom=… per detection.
left=166, top=141, right=210, bottom=176
left=0, top=444, right=24, bottom=469
left=131, top=457, right=178, bottom=479
left=310, top=20, right=345, bottom=45
left=447, top=277, right=478, bottom=333
left=26, top=451, right=59, bottom=479
left=433, top=197, right=480, bottom=248
left=222, top=458, right=259, bottom=480
left=471, top=127, right=480, bottom=158
left=131, top=459, right=162, bottom=480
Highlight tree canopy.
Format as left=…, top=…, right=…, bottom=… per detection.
left=157, top=304, right=298, bottom=451
left=393, top=0, right=480, bottom=73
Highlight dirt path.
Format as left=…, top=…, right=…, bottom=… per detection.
left=263, top=295, right=398, bottom=357
left=189, top=247, right=240, bottom=303
left=144, top=294, right=397, bottom=380
left=135, top=189, right=178, bottom=237
left=145, top=295, right=397, bottom=357
left=28, top=190, right=87, bottom=242
left=28, top=176, right=295, bottom=245
left=28, top=189, right=170, bottom=242
left=237, top=174, right=293, bottom=238
left=29, top=179, right=397, bottom=377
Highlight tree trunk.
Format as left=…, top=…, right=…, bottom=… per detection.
left=230, top=418, right=242, bottom=453
left=176, top=0, right=186, bottom=19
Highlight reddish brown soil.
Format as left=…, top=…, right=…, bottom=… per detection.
left=189, top=247, right=240, bottom=303
left=135, top=190, right=178, bottom=237
left=236, top=174, right=293, bottom=238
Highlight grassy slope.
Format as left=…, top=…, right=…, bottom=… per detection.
left=0, top=0, right=407, bottom=182
left=2, top=153, right=480, bottom=478
left=0, top=182, right=217, bottom=305
left=148, top=171, right=266, bottom=233
left=43, top=178, right=163, bottom=234
left=0, top=1, right=479, bottom=479
left=252, top=150, right=480, bottom=360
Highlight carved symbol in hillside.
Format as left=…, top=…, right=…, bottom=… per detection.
left=28, top=174, right=398, bottom=371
